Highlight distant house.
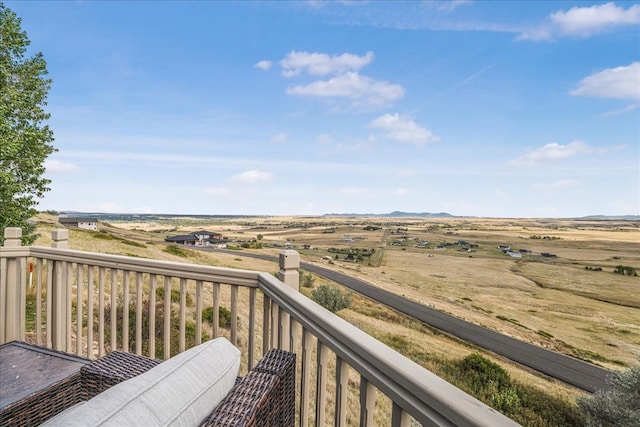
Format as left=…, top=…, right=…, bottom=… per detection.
left=59, top=217, right=98, bottom=231
left=165, top=230, right=224, bottom=247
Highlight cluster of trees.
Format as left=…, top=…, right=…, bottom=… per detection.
left=614, top=265, right=638, bottom=276
left=1, top=5, right=56, bottom=244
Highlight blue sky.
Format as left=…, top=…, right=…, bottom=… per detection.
left=9, top=1, right=640, bottom=217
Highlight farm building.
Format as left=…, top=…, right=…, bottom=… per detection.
left=58, top=217, right=98, bottom=231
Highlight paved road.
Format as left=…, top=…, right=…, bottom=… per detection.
left=210, top=249, right=612, bottom=392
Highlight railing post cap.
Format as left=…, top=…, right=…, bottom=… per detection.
left=3, top=227, right=23, bottom=239
left=279, top=250, right=300, bottom=270
left=51, top=229, right=69, bottom=248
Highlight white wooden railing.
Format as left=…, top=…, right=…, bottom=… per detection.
left=0, top=227, right=519, bottom=426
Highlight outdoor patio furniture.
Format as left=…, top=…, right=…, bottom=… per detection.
left=1, top=339, right=295, bottom=426
left=0, top=341, right=91, bottom=426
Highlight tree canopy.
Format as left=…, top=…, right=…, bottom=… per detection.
left=0, top=4, right=56, bottom=244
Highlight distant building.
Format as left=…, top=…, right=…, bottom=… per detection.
left=59, top=217, right=98, bottom=231
left=165, top=230, right=224, bottom=247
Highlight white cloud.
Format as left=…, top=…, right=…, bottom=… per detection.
left=44, top=159, right=82, bottom=173
left=571, top=62, right=640, bottom=100
left=519, top=2, right=640, bottom=40
left=510, top=141, right=592, bottom=166
left=599, top=103, right=639, bottom=117
left=369, top=113, right=439, bottom=145
left=280, top=51, right=373, bottom=77
left=394, top=188, right=409, bottom=196
left=286, top=72, right=404, bottom=109
left=254, top=60, right=273, bottom=71
left=315, top=134, right=333, bottom=144
left=229, top=169, right=274, bottom=184
left=551, top=2, right=640, bottom=37
left=271, top=133, right=287, bottom=143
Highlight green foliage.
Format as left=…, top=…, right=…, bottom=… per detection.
left=0, top=5, right=56, bottom=245
left=577, top=360, right=640, bottom=427
left=103, top=299, right=208, bottom=359
left=300, top=271, right=315, bottom=288
left=614, top=265, right=637, bottom=276
left=155, top=286, right=193, bottom=307
left=201, top=306, right=234, bottom=328
left=163, top=244, right=191, bottom=257
left=310, top=284, right=352, bottom=313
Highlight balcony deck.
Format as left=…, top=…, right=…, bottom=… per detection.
left=1, top=227, right=520, bottom=426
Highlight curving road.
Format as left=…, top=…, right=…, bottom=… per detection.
left=209, top=248, right=612, bottom=392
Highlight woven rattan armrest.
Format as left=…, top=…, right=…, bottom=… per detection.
left=80, top=351, right=162, bottom=399
left=201, top=348, right=296, bottom=427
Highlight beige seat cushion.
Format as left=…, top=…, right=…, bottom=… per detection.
left=42, top=337, right=240, bottom=427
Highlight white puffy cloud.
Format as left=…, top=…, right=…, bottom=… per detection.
left=551, top=2, right=640, bottom=37
left=280, top=51, right=373, bottom=77
left=254, top=60, right=273, bottom=71
left=519, top=2, right=640, bottom=40
left=533, top=179, right=582, bottom=192
left=510, top=141, right=592, bottom=166
left=286, top=72, right=404, bottom=109
left=571, top=62, right=640, bottom=100
left=369, top=113, right=439, bottom=145
left=229, top=169, right=274, bottom=184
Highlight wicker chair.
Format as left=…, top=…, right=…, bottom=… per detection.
left=80, top=348, right=296, bottom=427
left=1, top=342, right=295, bottom=427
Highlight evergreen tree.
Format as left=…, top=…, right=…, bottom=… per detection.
left=1, top=4, right=56, bottom=244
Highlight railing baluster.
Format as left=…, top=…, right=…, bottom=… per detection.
left=300, top=327, right=313, bottom=427
left=335, top=355, right=349, bottom=427
left=0, top=256, right=6, bottom=343
left=65, top=261, right=72, bottom=352
left=46, top=261, right=53, bottom=349
left=135, top=272, right=143, bottom=355
left=110, top=268, right=117, bottom=352
left=179, top=278, right=186, bottom=353
left=76, top=263, right=83, bottom=355
left=35, top=259, right=43, bottom=345
left=87, top=266, right=94, bottom=359
left=316, top=340, right=329, bottom=427
left=262, top=294, right=271, bottom=355
left=98, top=267, right=105, bottom=357
left=122, top=270, right=130, bottom=353
left=164, top=276, right=171, bottom=360
left=230, top=285, right=238, bottom=346
left=212, top=283, right=220, bottom=339
left=195, top=280, right=203, bottom=345
left=271, top=300, right=279, bottom=349
left=19, top=257, right=27, bottom=341
left=248, top=287, right=256, bottom=369
left=359, top=376, right=376, bottom=427
left=391, top=403, right=411, bottom=427
left=149, top=275, right=156, bottom=358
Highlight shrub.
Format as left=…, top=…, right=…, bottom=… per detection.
left=202, top=306, right=234, bottom=328
left=311, top=285, right=353, bottom=313
left=300, top=272, right=315, bottom=288
left=163, top=244, right=191, bottom=257
left=577, top=360, right=640, bottom=426
left=613, top=265, right=638, bottom=276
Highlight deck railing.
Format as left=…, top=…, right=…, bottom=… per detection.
left=0, top=227, right=519, bottom=426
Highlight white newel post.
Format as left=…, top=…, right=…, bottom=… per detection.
left=277, top=250, right=299, bottom=351
left=2, top=227, right=24, bottom=343
left=51, top=229, right=70, bottom=350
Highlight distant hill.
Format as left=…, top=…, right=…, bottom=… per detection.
left=578, top=215, right=640, bottom=220
left=323, top=211, right=456, bottom=218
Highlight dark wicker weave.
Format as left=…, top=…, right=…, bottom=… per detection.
left=200, top=371, right=280, bottom=427
left=80, top=351, right=162, bottom=399
left=253, top=349, right=296, bottom=427
left=0, top=341, right=90, bottom=427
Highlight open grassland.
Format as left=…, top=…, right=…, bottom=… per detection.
left=30, top=213, right=640, bottom=425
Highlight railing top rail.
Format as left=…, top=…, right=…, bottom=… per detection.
left=1, top=245, right=261, bottom=287
left=258, top=273, right=520, bottom=427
